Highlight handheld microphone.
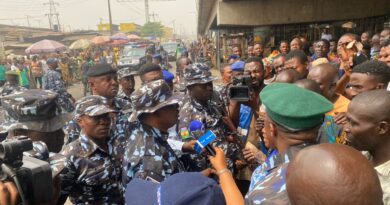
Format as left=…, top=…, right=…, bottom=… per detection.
left=189, top=120, right=216, bottom=156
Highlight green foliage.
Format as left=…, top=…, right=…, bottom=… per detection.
left=140, top=22, right=165, bottom=37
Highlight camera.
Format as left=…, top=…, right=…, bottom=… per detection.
left=229, top=75, right=252, bottom=102
left=0, top=137, right=53, bottom=205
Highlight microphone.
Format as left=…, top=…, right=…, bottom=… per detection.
left=189, top=120, right=216, bottom=156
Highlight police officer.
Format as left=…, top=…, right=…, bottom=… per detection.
left=117, top=67, right=137, bottom=102
left=246, top=83, right=333, bottom=204
left=65, top=63, right=131, bottom=144
left=43, top=58, right=75, bottom=113
left=178, top=63, right=240, bottom=172
left=152, top=54, right=168, bottom=70
left=124, top=80, right=191, bottom=184
left=0, top=89, right=71, bottom=152
left=59, top=95, right=124, bottom=204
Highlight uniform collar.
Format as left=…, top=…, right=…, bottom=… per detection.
left=80, top=133, right=110, bottom=157
left=141, top=123, right=169, bottom=141
left=191, top=98, right=211, bottom=111
left=269, top=143, right=315, bottom=171
left=113, top=97, right=131, bottom=110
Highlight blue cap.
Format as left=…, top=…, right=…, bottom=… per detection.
left=153, top=54, right=162, bottom=60
left=231, top=61, right=245, bottom=71
left=228, top=54, right=239, bottom=61
left=125, top=172, right=226, bottom=205
left=47, top=58, right=58, bottom=64
left=162, top=69, right=174, bottom=84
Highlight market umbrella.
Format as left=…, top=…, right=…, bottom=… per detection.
left=128, top=34, right=141, bottom=41
left=69, top=39, right=92, bottom=50
left=25, top=39, right=67, bottom=54
left=109, top=39, right=129, bottom=46
left=111, top=33, right=129, bottom=40
left=91, top=36, right=110, bottom=45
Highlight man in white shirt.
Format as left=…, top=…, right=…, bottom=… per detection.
left=344, top=89, right=390, bottom=204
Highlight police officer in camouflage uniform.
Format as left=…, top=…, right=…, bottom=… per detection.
left=0, top=89, right=71, bottom=152
left=246, top=83, right=333, bottom=204
left=65, top=63, right=132, bottom=144
left=117, top=66, right=137, bottom=102
left=0, top=70, right=27, bottom=97
left=43, top=58, right=75, bottom=113
left=177, top=63, right=241, bottom=172
left=59, top=95, right=124, bottom=204
left=123, top=79, right=188, bottom=184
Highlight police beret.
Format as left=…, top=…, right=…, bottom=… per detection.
left=87, top=63, right=116, bottom=77
left=162, top=70, right=174, bottom=84
left=228, top=55, right=239, bottom=61
left=231, top=61, right=245, bottom=71
left=260, top=83, right=333, bottom=131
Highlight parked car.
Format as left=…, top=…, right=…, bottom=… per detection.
left=161, top=42, right=177, bottom=61
left=118, top=44, right=146, bottom=72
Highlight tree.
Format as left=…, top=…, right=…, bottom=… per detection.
left=140, top=22, right=165, bottom=38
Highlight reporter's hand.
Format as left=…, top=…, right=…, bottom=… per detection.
left=334, top=112, right=347, bottom=125
left=0, top=181, right=19, bottom=205
left=182, top=140, right=197, bottom=153
left=200, top=168, right=215, bottom=177
left=208, top=147, right=227, bottom=171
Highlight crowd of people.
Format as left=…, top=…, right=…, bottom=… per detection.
left=0, top=28, right=389, bottom=205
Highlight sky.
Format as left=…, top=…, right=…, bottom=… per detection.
left=0, top=0, right=197, bottom=36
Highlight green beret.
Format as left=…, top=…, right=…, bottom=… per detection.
left=87, top=63, right=116, bottom=77
left=260, top=83, right=333, bottom=131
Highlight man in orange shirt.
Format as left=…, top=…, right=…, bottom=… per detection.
left=308, top=63, right=350, bottom=144
left=308, top=63, right=350, bottom=116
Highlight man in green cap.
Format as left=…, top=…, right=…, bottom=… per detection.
left=246, top=83, right=333, bottom=204
left=0, top=71, right=26, bottom=96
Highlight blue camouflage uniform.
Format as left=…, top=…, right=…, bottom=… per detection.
left=123, top=123, right=184, bottom=184
left=43, top=69, right=75, bottom=112
left=124, top=79, right=185, bottom=184
left=65, top=97, right=131, bottom=144
left=177, top=63, right=241, bottom=172
left=59, top=95, right=125, bottom=204
left=60, top=134, right=124, bottom=204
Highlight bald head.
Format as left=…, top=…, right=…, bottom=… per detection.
left=294, top=79, right=321, bottom=94
left=286, top=144, right=383, bottom=205
left=308, top=63, right=339, bottom=100
left=350, top=89, right=390, bottom=122
left=275, top=69, right=300, bottom=83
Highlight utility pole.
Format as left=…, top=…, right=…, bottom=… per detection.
left=25, top=15, right=31, bottom=27
left=149, top=12, right=158, bottom=22
left=44, top=0, right=60, bottom=31
left=117, top=0, right=175, bottom=23
left=145, top=0, right=150, bottom=23
left=107, top=0, right=113, bottom=35
left=55, top=13, right=61, bottom=31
